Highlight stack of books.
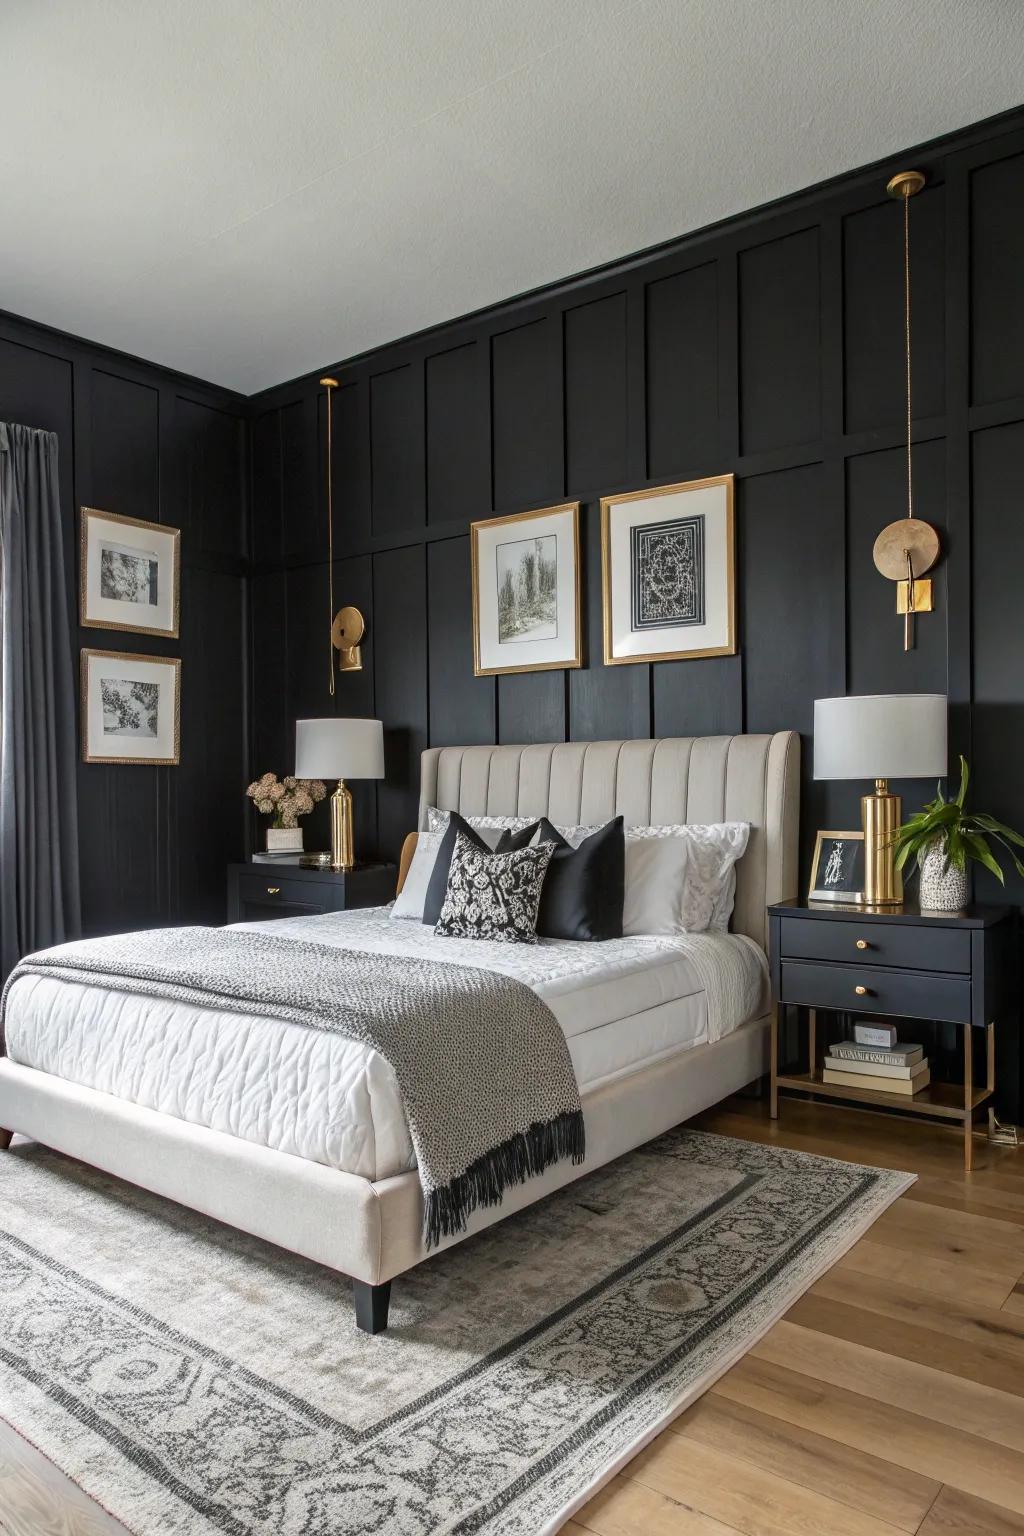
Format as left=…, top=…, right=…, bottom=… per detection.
left=823, top=1022, right=929, bottom=1096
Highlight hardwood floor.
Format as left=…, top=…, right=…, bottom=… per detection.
left=3, top=1098, right=1024, bottom=1535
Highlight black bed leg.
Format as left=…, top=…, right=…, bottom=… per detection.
left=353, top=1279, right=391, bottom=1334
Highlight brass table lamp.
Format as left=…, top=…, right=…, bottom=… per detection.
left=294, top=717, right=385, bottom=871
left=813, top=695, right=947, bottom=905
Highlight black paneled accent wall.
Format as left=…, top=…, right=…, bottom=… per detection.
left=0, top=311, right=248, bottom=938
left=247, top=109, right=1024, bottom=1116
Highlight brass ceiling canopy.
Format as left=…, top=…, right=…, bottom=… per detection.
left=331, top=604, right=365, bottom=672
left=872, top=169, right=941, bottom=650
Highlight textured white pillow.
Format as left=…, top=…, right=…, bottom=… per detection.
left=551, top=819, right=750, bottom=935
left=390, top=831, right=444, bottom=920
left=425, top=808, right=536, bottom=847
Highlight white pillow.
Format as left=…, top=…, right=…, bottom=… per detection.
left=550, top=819, right=750, bottom=935
left=390, top=831, right=444, bottom=920
left=425, top=808, right=536, bottom=848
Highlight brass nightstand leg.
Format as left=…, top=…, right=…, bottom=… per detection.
left=963, top=1024, right=973, bottom=1173
left=770, top=1005, right=779, bottom=1119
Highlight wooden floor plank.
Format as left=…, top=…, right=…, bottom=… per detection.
left=753, top=1320, right=1024, bottom=1453
left=785, top=1291, right=1024, bottom=1398
left=833, top=1236, right=1018, bottom=1309
left=809, top=1266, right=1024, bottom=1363
left=712, top=1355, right=1024, bottom=1516
left=1002, top=1282, right=1024, bottom=1317
left=867, top=1200, right=1024, bottom=1273
left=668, top=1393, right=936, bottom=1533
left=918, top=1484, right=1024, bottom=1534
left=0, top=1419, right=130, bottom=1536
left=625, top=1431, right=910, bottom=1536
left=571, top=1475, right=741, bottom=1535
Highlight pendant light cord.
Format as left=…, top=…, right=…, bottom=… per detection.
left=903, top=189, right=914, bottom=522
left=325, top=381, right=336, bottom=697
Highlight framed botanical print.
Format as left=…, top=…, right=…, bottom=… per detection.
left=601, top=474, right=735, bottom=665
left=808, top=830, right=865, bottom=903
left=471, top=503, right=582, bottom=676
left=80, top=507, right=180, bottom=639
left=81, top=649, right=181, bottom=765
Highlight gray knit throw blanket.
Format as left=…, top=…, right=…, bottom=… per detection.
left=1, top=927, right=585, bottom=1248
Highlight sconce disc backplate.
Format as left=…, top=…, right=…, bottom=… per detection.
left=872, top=518, right=940, bottom=580
left=332, top=605, right=365, bottom=650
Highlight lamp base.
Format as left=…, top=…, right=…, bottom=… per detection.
left=862, top=779, right=902, bottom=905
left=330, top=780, right=354, bottom=871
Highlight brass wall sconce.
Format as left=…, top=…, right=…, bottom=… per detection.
left=871, top=170, right=941, bottom=651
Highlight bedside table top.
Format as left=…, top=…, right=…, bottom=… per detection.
left=769, top=897, right=1012, bottom=929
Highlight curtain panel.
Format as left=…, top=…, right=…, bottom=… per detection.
left=0, top=422, right=80, bottom=978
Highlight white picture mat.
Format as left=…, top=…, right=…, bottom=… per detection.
left=84, top=652, right=179, bottom=763
left=608, top=483, right=731, bottom=659
left=476, top=507, right=578, bottom=671
left=83, top=512, right=178, bottom=635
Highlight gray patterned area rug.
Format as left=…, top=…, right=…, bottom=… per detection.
left=0, top=1129, right=913, bottom=1536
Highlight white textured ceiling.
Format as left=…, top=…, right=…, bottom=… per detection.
left=3, top=0, right=1023, bottom=394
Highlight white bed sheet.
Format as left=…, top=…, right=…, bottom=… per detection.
left=3, top=908, right=767, bottom=1181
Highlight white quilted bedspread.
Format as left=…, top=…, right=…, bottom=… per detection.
left=3, top=908, right=767, bottom=1181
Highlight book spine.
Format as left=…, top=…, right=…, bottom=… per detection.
left=830, top=1046, right=922, bottom=1067
left=824, top=1056, right=915, bottom=1079
left=823, top=1067, right=929, bottom=1096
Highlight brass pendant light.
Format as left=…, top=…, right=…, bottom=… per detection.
left=321, top=375, right=365, bottom=689
left=872, top=170, right=940, bottom=651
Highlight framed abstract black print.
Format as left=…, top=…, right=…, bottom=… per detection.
left=808, top=830, right=866, bottom=903
left=600, top=474, right=735, bottom=665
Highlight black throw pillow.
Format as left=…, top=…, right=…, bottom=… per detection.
left=422, top=812, right=495, bottom=925
left=530, top=815, right=625, bottom=942
left=495, top=820, right=543, bottom=852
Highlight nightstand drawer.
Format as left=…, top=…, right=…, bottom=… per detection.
left=779, top=960, right=972, bottom=1024
left=779, top=917, right=971, bottom=974
left=236, top=873, right=331, bottom=911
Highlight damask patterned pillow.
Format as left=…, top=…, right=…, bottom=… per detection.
left=425, top=808, right=536, bottom=846
left=435, top=832, right=555, bottom=943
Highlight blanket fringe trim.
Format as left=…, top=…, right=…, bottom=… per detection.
left=424, top=1111, right=585, bottom=1250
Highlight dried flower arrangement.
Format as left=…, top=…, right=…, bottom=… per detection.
left=246, top=772, right=327, bottom=829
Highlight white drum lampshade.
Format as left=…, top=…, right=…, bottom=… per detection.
left=294, top=717, right=385, bottom=782
left=813, top=695, right=947, bottom=782
left=813, top=694, right=947, bottom=905
left=294, top=718, right=385, bottom=870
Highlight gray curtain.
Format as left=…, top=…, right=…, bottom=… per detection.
left=0, top=422, right=80, bottom=977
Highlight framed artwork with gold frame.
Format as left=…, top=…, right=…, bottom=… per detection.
left=80, top=507, right=180, bottom=639
left=601, top=474, right=735, bottom=665
left=81, top=649, right=181, bottom=765
left=808, top=830, right=866, bottom=904
left=470, top=502, right=582, bottom=676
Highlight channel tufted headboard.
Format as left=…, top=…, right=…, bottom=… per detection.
left=419, top=734, right=800, bottom=949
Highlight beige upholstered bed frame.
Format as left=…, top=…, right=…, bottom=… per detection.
left=0, top=733, right=799, bottom=1333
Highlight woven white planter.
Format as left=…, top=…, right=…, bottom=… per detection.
left=918, top=841, right=969, bottom=911
left=266, top=827, right=303, bottom=853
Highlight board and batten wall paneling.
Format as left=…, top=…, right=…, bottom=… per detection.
left=373, top=543, right=427, bottom=860
left=0, top=315, right=247, bottom=951
left=644, top=262, right=720, bottom=480
left=245, top=107, right=1024, bottom=1120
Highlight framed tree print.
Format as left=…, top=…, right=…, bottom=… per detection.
left=80, top=507, right=180, bottom=639
left=471, top=503, right=582, bottom=676
left=601, top=474, right=735, bottom=665
left=81, top=649, right=181, bottom=765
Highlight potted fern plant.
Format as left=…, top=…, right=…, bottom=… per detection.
left=893, top=756, right=1024, bottom=910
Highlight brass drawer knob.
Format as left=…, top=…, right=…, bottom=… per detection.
left=267, top=886, right=281, bottom=895
left=856, top=939, right=870, bottom=950
left=854, top=984, right=870, bottom=996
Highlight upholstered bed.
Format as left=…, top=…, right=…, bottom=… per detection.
left=0, top=732, right=798, bottom=1332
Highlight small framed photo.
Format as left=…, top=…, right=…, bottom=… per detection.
left=808, top=830, right=865, bottom=903
left=80, top=507, right=180, bottom=639
left=81, top=649, right=180, bottom=765
left=471, top=503, right=581, bottom=676
left=601, top=474, right=735, bottom=665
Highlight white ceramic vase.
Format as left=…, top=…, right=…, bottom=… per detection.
left=266, top=826, right=303, bottom=853
left=918, top=840, right=969, bottom=911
